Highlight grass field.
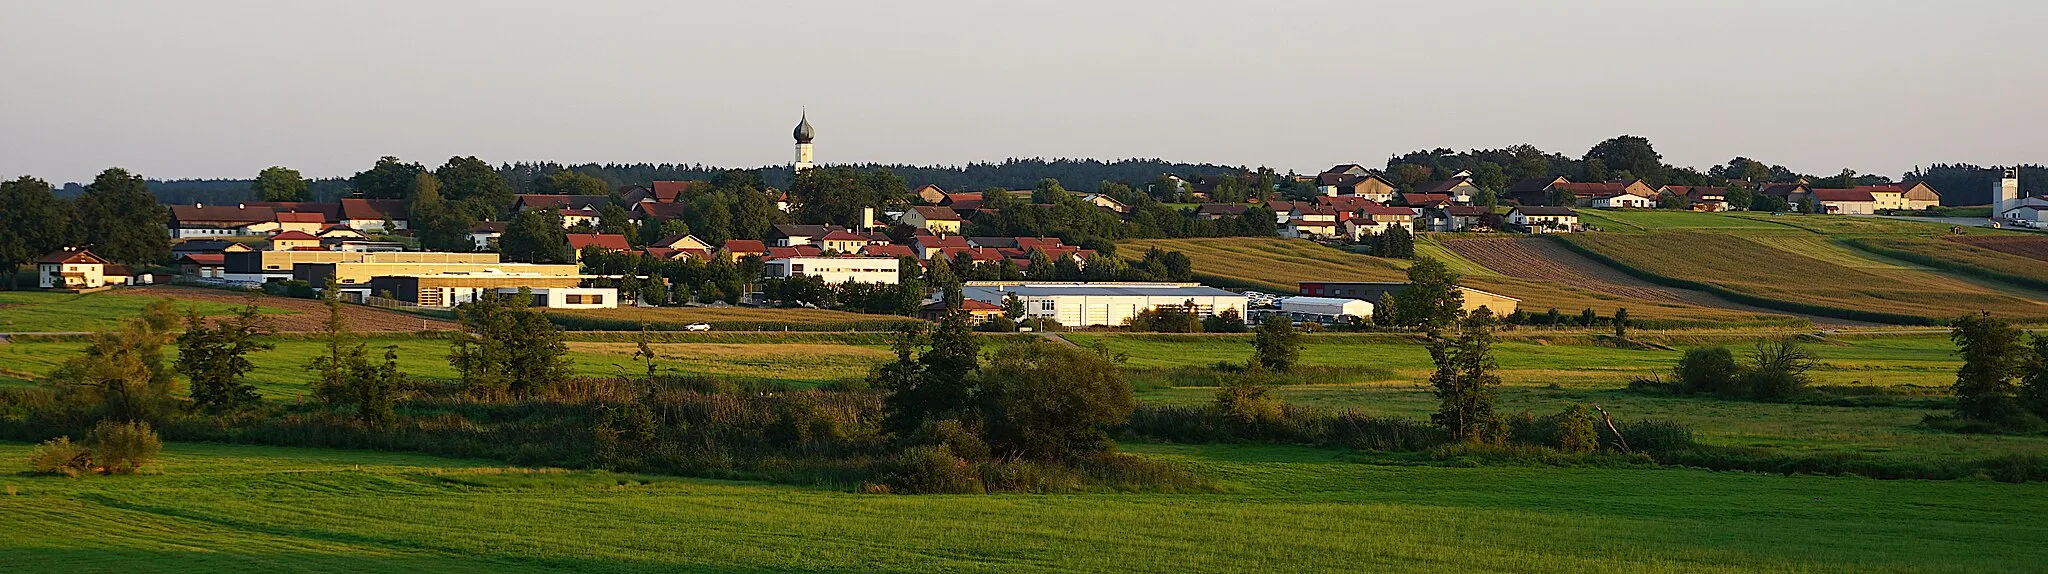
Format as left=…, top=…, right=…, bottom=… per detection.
left=1066, top=332, right=2048, bottom=462
left=1563, top=231, right=2048, bottom=323
left=548, top=305, right=921, bottom=331
left=0, top=335, right=883, bottom=396
left=1575, top=209, right=1793, bottom=232
left=1845, top=236, right=2048, bottom=291
left=3, top=441, right=2044, bottom=572
left=0, top=291, right=280, bottom=333
left=1123, top=237, right=1799, bottom=329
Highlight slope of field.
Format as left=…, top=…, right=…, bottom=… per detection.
left=5, top=441, right=2046, bottom=572
left=1440, top=237, right=1681, bottom=302
left=1951, top=235, right=2048, bottom=263
left=127, top=286, right=453, bottom=332
left=0, top=290, right=283, bottom=333
left=1846, top=237, right=2048, bottom=291
left=1126, top=238, right=1802, bottom=329
left=1563, top=231, right=2048, bottom=324
left=548, top=306, right=921, bottom=331
left=1575, top=209, right=1792, bottom=232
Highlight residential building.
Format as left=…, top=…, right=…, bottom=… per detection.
left=1507, top=206, right=1580, bottom=233
left=1297, top=281, right=1520, bottom=314
left=268, top=230, right=323, bottom=251
left=1279, top=204, right=1341, bottom=239
left=1412, top=178, right=1481, bottom=205
left=770, top=224, right=839, bottom=247
left=178, top=253, right=226, bottom=278
left=764, top=256, right=900, bottom=285
left=1557, top=181, right=1656, bottom=208
left=818, top=230, right=878, bottom=254
left=1316, top=165, right=1398, bottom=203
left=558, top=207, right=601, bottom=228
left=1343, top=206, right=1418, bottom=240
left=469, top=222, right=506, bottom=251
left=900, top=206, right=964, bottom=235
left=961, top=282, right=1248, bottom=328
left=912, top=234, right=971, bottom=260
left=1812, top=188, right=1876, bottom=215
left=649, top=234, right=713, bottom=251
left=36, top=248, right=108, bottom=290
left=1427, top=205, right=1493, bottom=232
left=273, top=211, right=328, bottom=234
left=625, top=181, right=708, bottom=204
left=170, top=203, right=277, bottom=238
left=512, top=194, right=610, bottom=212
left=1075, top=193, right=1129, bottom=213
left=566, top=234, right=631, bottom=258
left=631, top=201, right=689, bottom=223
left=1504, top=176, right=1570, bottom=206
left=1661, top=186, right=1728, bottom=212
left=722, top=239, right=769, bottom=261
left=340, top=198, right=409, bottom=231
left=172, top=240, right=255, bottom=256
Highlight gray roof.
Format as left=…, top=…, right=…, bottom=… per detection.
left=964, top=283, right=1241, bottom=298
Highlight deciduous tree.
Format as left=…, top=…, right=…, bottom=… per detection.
left=252, top=166, right=309, bottom=202
left=176, top=303, right=275, bottom=413
left=0, top=176, right=73, bottom=289
left=73, top=168, right=170, bottom=265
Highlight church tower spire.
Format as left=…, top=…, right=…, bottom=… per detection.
left=793, top=110, right=815, bottom=172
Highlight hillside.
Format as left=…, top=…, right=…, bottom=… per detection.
left=1121, top=237, right=1802, bottom=329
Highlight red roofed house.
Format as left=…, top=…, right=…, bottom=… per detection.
left=268, top=230, right=323, bottom=251
left=558, top=207, right=601, bottom=228
left=567, top=233, right=631, bottom=260
left=273, top=211, right=329, bottom=234
left=1411, top=177, right=1481, bottom=205
left=765, top=245, right=825, bottom=259
left=1812, top=188, right=1877, bottom=215
left=722, top=239, right=768, bottom=261
left=178, top=253, right=227, bottom=278
left=860, top=243, right=917, bottom=259
left=1343, top=205, right=1418, bottom=240
left=632, top=201, right=689, bottom=222
left=914, top=235, right=971, bottom=260
left=650, top=234, right=713, bottom=251
left=1280, top=204, right=1341, bottom=239
left=1555, top=180, right=1656, bottom=209
left=819, top=230, right=877, bottom=254
left=340, top=198, right=409, bottom=232
left=170, top=203, right=278, bottom=238
left=37, top=248, right=109, bottom=290
left=1427, top=205, right=1494, bottom=232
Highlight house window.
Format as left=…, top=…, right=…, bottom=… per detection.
left=1039, top=301, right=1055, bottom=312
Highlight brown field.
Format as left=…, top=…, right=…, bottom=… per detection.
left=131, top=285, right=454, bottom=332
left=1950, top=235, right=2048, bottom=263
left=1440, top=237, right=1682, bottom=302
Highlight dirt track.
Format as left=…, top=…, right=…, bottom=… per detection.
left=132, top=286, right=456, bottom=332
left=1441, top=237, right=1879, bottom=328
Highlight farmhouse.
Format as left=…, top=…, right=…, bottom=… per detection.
left=36, top=248, right=109, bottom=291
left=1316, top=167, right=1398, bottom=203
left=1661, top=186, right=1729, bottom=212
left=1507, top=206, right=1579, bottom=233
left=170, top=203, right=278, bottom=238
left=900, top=206, right=964, bottom=235
left=1812, top=188, right=1876, bottom=215
left=961, top=282, right=1248, bottom=328
left=340, top=198, right=409, bottom=231
left=1297, top=281, right=1520, bottom=314
left=1557, top=181, right=1656, bottom=208
left=1411, top=177, right=1481, bottom=205
left=1757, top=182, right=1812, bottom=208
left=1505, top=176, right=1570, bottom=206
left=1343, top=205, right=1418, bottom=240
left=764, top=256, right=901, bottom=285
left=1427, top=205, right=1492, bottom=232
left=1895, top=181, right=1942, bottom=210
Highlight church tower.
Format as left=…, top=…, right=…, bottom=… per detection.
left=792, top=111, right=815, bottom=172
left=1995, top=167, right=2020, bottom=219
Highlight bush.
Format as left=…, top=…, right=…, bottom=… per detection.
left=885, top=445, right=983, bottom=494
left=1210, top=370, right=1281, bottom=426
left=1552, top=404, right=1599, bottom=452
left=977, top=316, right=1018, bottom=333
left=85, top=420, right=162, bottom=475
left=1674, top=347, right=1740, bottom=395
left=29, top=436, right=91, bottom=478
left=1605, top=419, right=1697, bottom=454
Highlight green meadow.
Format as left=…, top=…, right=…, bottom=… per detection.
left=0, top=291, right=278, bottom=333
left=2, top=441, right=2044, bottom=573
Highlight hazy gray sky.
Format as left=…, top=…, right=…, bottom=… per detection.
left=3, top=0, right=2043, bottom=183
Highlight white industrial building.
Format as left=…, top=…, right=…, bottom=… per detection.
left=765, top=256, right=900, bottom=285
left=1278, top=296, right=1373, bottom=322
left=961, top=282, right=1248, bottom=327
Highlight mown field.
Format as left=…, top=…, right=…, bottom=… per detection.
left=1562, top=231, right=2048, bottom=324
left=1122, top=237, right=1801, bottom=329
left=0, top=291, right=277, bottom=333
left=1845, top=236, right=2048, bottom=291
left=1066, top=332, right=2046, bottom=462
left=4, top=441, right=2044, bottom=573
left=1574, top=209, right=1793, bottom=232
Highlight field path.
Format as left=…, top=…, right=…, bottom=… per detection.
left=131, top=285, right=456, bottom=332
left=1441, top=237, right=1877, bottom=328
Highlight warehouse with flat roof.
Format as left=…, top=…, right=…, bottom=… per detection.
left=961, top=282, right=1247, bottom=327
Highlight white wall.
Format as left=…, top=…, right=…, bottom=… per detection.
left=767, top=257, right=900, bottom=285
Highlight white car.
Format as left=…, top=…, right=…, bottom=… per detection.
left=682, top=323, right=713, bottom=332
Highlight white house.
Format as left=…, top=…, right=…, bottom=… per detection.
left=1508, top=206, right=1580, bottom=233
left=37, top=248, right=108, bottom=290
left=764, top=256, right=901, bottom=285
left=1278, top=296, right=1373, bottom=322
left=961, top=282, right=1248, bottom=328
left=1343, top=206, right=1418, bottom=240
left=1812, top=188, right=1876, bottom=215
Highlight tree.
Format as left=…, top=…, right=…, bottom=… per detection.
left=1674, top=346, right=1740, bottom=395
left=979, top=340, right=1134, bottom=461
left=500, top=209, right=571, bottom=263
left=1586, top=135, right=1663, bottom=184
left=43, top=298, right=181, bottom=422
left=0, top=176, right=72, bottom=289
left=435, top=156, right=515, bottom=219
left=1722, top=185, right=1755, bottom=212
left=73, top=168, right=170, bottom=265
left=448, top=290, right=572, bottom=397
left=535, top=169, right=609, bottom=196
left=1202, top=308, right=1249, bottom=333
left=877, top=311, right=982, bottom=437
left=252, top=166, right=310, bottom=202
left=2022, top=336, right=2048, bottom=421
left=1392, top=257, right=1464, bottom=330
left=306, top=276, right=361, bottom=406
left=346, top=346, right=404, bottom=428
left=351, top=156, right=426, bottom=200
left=1613, top=308, right=1630, bottom=338
left=175, top=303, right=275, bottom=413
left=1950, top=312, right=2030, bottom=425
left=1127, top=301, right=1202, bottom=333
left=1001, top=292, right=1026, bottom=320
left=1429, top=308, right=1503, bottom=441
left=408, top=173, right=476, bottom=252
left=1250, top=315, right=1304, bottom=373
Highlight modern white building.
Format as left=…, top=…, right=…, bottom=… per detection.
left=1278, top=296, right=1373, bottom=320
left=961, top=282, right=1248, bottom=327
left=1995, top=167, right=2021, bottom=220
left=765, top=256, right=900, bottom=285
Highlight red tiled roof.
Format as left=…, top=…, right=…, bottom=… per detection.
left=650, top=181, right=709, bottom=202
left=36, top=248, right=106, bottom=265
left=341, top=198, right=408, bottom=221
left=723, top=239, right=767, bottom=254
left=820, top=230, right=868, bottom=241
left=566, top=233, right=631, bottom=252
left=635, top=202, right=689, bottom=220
left=1812, top=188, right=1877, bottom=202
left=766, top=246, right=824, bottom=259
left=1400, top=193, right=1451, bottom=205
left=917, top=235, right=971, bottom=249
left=270, top=230, right=320, bottom=241
left=910, top=206, right=962, bottom=221
left=178, top=253, right=225, bottom=265
left=274, top=211, right=328, bottom=224
left=860, top=244, right=916, bottom=258
left=1361, top=205, right=1417, bottom=216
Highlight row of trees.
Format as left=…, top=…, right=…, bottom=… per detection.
left=1377, top=136, right=1904, bottom=201
left=0, top=170, right=172, bottom=283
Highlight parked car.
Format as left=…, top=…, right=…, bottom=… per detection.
left=683, top=323, right=712, bottom=332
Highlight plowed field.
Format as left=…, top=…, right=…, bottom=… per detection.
left=1951, top=235, right=2048, bottom=263
left=133, top=286, right=454, bottom=332
left=1440, top=237, right=1681, bottom=302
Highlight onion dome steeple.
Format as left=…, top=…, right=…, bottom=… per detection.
left=793, top=111, right=815, bottom=144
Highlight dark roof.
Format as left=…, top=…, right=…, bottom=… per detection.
left=173, top=240, right=239, bottom=253
left=471, top=221, right=507, bottom=233
left=1757, top=183, right=1809, bottom=196
left=171, top=204, right=275, bottom=225
left=514, top=194, right=609, bottom=211
left=1812, top=188, right=1877, bottom=202
left=1195, top=203, right=1251, bottom=216
left=36, top=248, right=106, bottom=265
left=1412, top=179, right=1474, bottom=194
left=772, top=224, right=838, bottom=239
left=341, top=198, right=408, bottom=221
left=271, top=231, right=320, bottom=241
left=923, top=299, right=1004, bottom=312
left=1514, top=206, right=1578, bottom=216
left=649, top=181, right=709, bottom=202
left=1505, top=177, right=1567, bottom=194
left=910, top=206, right=962, bottom=221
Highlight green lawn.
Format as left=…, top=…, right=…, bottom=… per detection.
left=1575, top=209, right=1794, bottom=232
left=1, top=441, right=2042, bottom=572
left=0, top=291, right=278, bottom=333
left=0, top=336, right=883, bottom=397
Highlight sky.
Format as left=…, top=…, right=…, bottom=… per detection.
left=2, top=0, right=2044, bottom=184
